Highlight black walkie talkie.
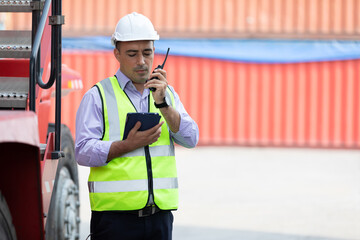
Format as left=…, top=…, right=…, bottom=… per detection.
left=149, top=48, right=170, bottom=92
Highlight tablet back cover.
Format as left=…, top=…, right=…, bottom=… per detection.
left=122, top=113, right=161, bottom=140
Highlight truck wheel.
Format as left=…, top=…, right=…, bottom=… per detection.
left=46, top=125, right=80, bottom=240
left=55, top=167, right=79, bottom=240
left=0, top=192, right=17, bottom=240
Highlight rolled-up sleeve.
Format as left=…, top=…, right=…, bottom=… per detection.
left=169, top=87, right=199, bottom=148
left=75, top=87, right=112, bottom=167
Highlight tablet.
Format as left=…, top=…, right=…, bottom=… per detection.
left=122, top=112, right=161, bottom=140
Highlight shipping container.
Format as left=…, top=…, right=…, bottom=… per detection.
left=56, top=48, right=360, bottom=148
left=4, top=0, right=360, bottom=39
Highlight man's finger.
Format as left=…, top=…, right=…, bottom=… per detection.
left=154, top=68, right=166, bottom=75
left=145, top=121, right=164, bottom=134
left=130, top=121, right=141, bottom=133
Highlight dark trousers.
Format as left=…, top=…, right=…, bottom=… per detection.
left=90, top=210, right=174, bottom=240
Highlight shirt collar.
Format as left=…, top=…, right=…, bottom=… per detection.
left=114, top=69, right=150, bottom=96
left=115, top=69, right=131, bottom=90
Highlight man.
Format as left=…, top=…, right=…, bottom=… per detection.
left=75, top=12, right=199, bottom=240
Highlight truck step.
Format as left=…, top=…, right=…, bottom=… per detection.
left=0, top=30, right=31, bottom=58
left=0, top=1, right=36, bottom=12
left=0, top=92, right=28, bottom=109
left=0, top=76, right=28, bottom=109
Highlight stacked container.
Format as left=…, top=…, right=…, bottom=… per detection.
left=5, top=0, right=360, bottom=148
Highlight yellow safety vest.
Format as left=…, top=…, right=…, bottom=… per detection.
left=88, top=76, right=178, bottom=211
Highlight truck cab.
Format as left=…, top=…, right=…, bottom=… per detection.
left=0, top=0, right=81, bottom=239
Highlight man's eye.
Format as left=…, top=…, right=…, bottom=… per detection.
left=128, top=54, right=136, bottom=57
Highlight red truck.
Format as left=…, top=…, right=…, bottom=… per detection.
left=0, top=0, right=81, bottom=239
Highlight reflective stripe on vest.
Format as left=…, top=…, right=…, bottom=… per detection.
left=88, top=177, right=178, bottom=193
left=88, top=76, right=178, bottom=211
left=116, top=144, right=175, bottom=158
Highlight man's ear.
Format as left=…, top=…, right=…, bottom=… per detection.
left=113, top=48, right=120, bottom=61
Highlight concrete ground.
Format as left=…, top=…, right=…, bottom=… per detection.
left=78, top=147, right=360, bottom=240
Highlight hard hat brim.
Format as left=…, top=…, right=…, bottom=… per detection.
left=111, top=33, right=160, bottom=46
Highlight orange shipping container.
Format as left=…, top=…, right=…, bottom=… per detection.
left=4, top=0, right=360, bottom=39
left=56, top=51, right=360, bottom=149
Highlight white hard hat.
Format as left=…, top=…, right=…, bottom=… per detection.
left=111, top=12, right=160, bottom=46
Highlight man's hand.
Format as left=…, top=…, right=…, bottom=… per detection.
left=107, top=121, right=164, bottom=162
left=144, top=68, right=167, bottom=103
left=144, top=68, right=181, bottom=134
left=125, top=121, right=164, bottom=149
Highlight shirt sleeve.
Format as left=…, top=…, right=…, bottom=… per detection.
left=168, top=86, right=199, bottom=148
left=75, top=87, right=113, bottom=167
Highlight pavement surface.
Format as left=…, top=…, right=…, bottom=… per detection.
left=78, top=147, right=360, bottom=240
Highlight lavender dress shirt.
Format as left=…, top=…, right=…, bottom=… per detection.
left=75, top=69, right=199, bottom=167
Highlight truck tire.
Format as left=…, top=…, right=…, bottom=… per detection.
left=0, top=192, right=17, bottom=240
left=46, top=125, right=80, bottom=240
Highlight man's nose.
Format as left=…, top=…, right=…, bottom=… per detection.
left=136, top=55, right=145, bottom=65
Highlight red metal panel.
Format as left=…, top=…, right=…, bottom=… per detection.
left=60, top=51, right=360, bottom=149
left=6, top=0, right=360, bottom=39
left=0, top=111, right=44, bottom=239
left=0, top=59, right=29, bottom=77
left=0, top=143, right=44, bottom=240
left=0, top=111, right=39, bottom=145
left=61, top=0, right=358, bottom=38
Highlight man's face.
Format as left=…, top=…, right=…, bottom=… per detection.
left=114, top=40, right=154, bottom=84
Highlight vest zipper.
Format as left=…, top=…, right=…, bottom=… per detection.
left=145, top=93, right=155, bottom=206
left=144, top=145, right=154, bottom=205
